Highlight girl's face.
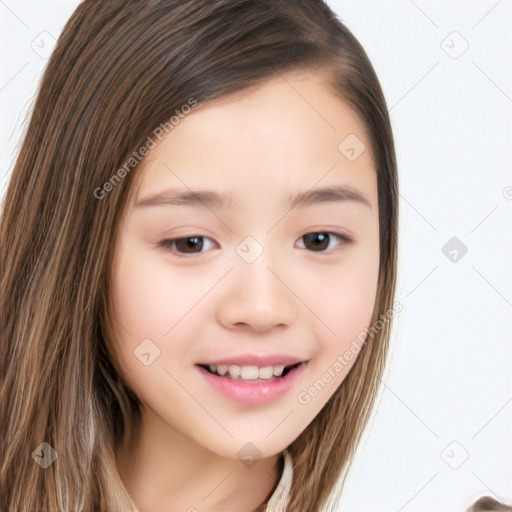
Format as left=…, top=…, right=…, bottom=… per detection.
left=111, top=72, right=380, bottom=459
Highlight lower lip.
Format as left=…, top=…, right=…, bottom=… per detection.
left=196, top=363, right=308, bottom=405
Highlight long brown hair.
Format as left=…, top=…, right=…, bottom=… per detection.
left=1, top=1, right=398, bottom=510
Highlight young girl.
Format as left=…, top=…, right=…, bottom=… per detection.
left=3, top=1, right=509, bottom=511
left=4, top=0, right=468, bottom=510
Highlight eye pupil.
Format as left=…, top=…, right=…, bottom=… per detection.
left=176, top=236, right=203, bottom=253
left=303, top=232, right=329, bottom=251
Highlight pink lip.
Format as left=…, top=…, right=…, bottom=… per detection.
left=196, top=362, right=308, bottom=405
left=199, top=355, right=304, bottom=367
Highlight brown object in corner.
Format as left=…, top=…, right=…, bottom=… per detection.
left=468, top=496, right=512, bottom=511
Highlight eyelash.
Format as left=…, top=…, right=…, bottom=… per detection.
left=157, top=231, right=353, bottom=256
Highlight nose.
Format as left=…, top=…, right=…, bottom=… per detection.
left=216, top=252, right=298, bottom=332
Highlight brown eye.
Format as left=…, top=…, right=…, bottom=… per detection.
left=158, top=236, right=216, bottom=255
left=174, top=236, right=204, bottom=253
left=158, top=232, right=352, bottom=257
left=299, top=232, right=352, bottom=252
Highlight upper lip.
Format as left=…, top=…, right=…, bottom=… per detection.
left=198, top=355, right=305, bottom=367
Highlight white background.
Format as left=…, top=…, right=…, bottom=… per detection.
left=1, top=1, right=511, bottom=511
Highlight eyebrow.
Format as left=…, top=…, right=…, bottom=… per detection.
left=135, top=184, right=372, bottom=211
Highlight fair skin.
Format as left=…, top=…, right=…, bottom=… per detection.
left=112, top=71, right=380, bottom=512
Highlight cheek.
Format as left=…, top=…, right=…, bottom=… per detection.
left=111, top=249, right=170, bottom=339
left=300, top=242, right=380, bottom=389
left=110, top=247, right=192, bottom=391
left=112, top=241, right=207, bottom=340
left=295, top=262, right=379, bottom=412
left=110, top=246, right=193, bottom=380
left=308, top=246, right=380, bottom=340
left=325, top=265, right=379, bottom=336
left=110, top=239, right=230, bottom=382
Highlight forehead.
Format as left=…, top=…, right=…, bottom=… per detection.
left=133, top=72, right=377, bottom=211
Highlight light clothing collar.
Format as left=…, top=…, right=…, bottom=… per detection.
left=264, top=449, right=293, bottom=512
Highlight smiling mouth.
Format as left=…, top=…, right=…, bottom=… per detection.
left=197, top=362, right=305, bottom=382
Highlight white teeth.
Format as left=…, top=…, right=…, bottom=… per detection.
left=257, top=366, right=274, bottom=379
left=216, top=364, right=228, bottom=375
left=273, top=365, right=285, bottom=377
left=206, top=363, right=295, bottom=380
left=228, top=364, right=241, bottom=377
left=240, top=366, right=258, bottom=380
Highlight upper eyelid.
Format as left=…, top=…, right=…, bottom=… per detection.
left=163, top=232, right=350, bottom=244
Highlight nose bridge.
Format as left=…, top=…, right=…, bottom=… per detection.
left=216, top=235, right=298, bottom=330
left=236, top=231, right=290, bottom=287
